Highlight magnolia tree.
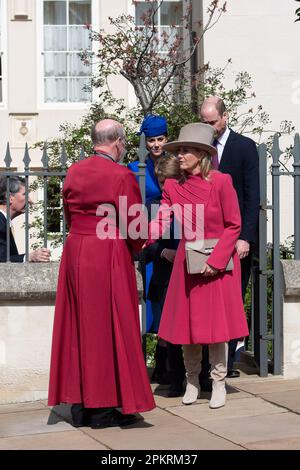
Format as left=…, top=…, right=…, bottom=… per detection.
left=80, top=0, right=227, bottom=115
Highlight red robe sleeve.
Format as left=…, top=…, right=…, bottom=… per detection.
left=62, top=169, right=72, bottom=228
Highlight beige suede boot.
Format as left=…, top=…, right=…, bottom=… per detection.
left=182, top=344, right=202, bottom=405
left=209, top=380, right=226, bottom=409
left=209, top=342, right=228, bottom=409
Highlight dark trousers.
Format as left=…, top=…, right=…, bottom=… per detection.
left=167, top=343, right=185, bottom=391
left=227, top=254, right=252, bottom=370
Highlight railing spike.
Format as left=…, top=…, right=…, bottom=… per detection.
left=292, top=133, right=300, bottom=163
left=4, top=142, right=12, bottom=168
left=23, top=143, right=31, bottom=170
left=60, top=143, right=68, bottom=169
left=41, top=142, right=49, bottom=169
left=271, top=133, right=282, bottom=164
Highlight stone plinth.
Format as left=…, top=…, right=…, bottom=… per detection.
left=281, top=260, right=300, bottom=378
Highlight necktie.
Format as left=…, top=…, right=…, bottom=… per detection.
left=211, top=139, right=219, bottom=170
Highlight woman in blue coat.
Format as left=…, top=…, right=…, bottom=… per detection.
left=128, top=114, right=169, bottom=383
left=128, top=115, right=168, bottom=204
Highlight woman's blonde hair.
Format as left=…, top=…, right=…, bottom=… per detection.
left=155, top=154, right=184, bottom=185
left=196, top=150, right=212, bottom=180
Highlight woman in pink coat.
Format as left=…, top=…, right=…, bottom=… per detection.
left=146, top=123, right=249, bottom=409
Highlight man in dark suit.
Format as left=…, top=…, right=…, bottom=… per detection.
left=0, top=176, right=50, bottom=262
left=200, top=96, right=260, bottom=378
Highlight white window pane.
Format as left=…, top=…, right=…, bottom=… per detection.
left=69, top=78, right=91, bottom=102
left=44, top=78, right=67, bottom=102
left=44, top=53, right=67, bottom=77
left=44, top=26, right=67, bottom=51
left=135, top=2, right=158, bottom=26
left=160, top=26, right=182, bottom=52
left=69, top=25, right=91, bottom=50
left=44, top=1, right=67, bottom=25
left=43, top=1, right=92, bottom=103
left=69, top=53, right=91, bottom=76
left=69, top=0, right=91, bottom=25
left=161, top=1, right=183, bottom=26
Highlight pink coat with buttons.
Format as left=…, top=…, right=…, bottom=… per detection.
left=147, top=170, right=249, bottom=344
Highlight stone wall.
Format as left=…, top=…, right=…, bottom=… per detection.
left=281, top=261, right=300, bottom=378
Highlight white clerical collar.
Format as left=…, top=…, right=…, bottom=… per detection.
left=217, top=126, right=231, bottom=147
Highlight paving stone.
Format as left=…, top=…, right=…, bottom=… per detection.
left=195, top=412, right=300, bottom=444
left=0, top=430, right=107, bottom=450
left=154, top=394, right=203, bottom=409
left=0, top=401, right=47, bottom=414
left=245, top=437, right=300, bottom=450
left=167, top=397, right=286, bottom=424
left=259, top=390, right=300, bottom=413
left=0, top=409, right=72, bottom=438
left=233, top=379, right=300, bottom=395
left=153, top=385, right=252, bottom=410
left=82, top=407, right=243, bottom=450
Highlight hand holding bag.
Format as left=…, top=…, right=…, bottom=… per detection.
left=185, top=239, right=234, bottom=274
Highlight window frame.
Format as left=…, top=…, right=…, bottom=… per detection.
left=130, top=0, right=184, bottom=39
left=0, top=0, right=7, bottom=108
left=128, top=0, right=185, bottom=107
left=37, top=0, right=99, bottom=109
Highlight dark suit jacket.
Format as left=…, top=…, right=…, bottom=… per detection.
left=219, top=130, right=260, bottom=244
left=0, top=212, right=24, bottom=262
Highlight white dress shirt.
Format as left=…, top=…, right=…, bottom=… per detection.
left=215, top=127, right=231, bottom=164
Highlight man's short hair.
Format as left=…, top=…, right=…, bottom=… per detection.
left=200, top=97, right=226, bottom=117
left=91, top=122, right=125, bottom=146
left=0, top=176, right=25, bottom=204
left=215, top=98, right=226, bottom=116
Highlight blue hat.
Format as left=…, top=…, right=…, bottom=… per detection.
left=138, top=114, right=168, bottom=138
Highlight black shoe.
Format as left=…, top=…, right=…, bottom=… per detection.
left=90, top=409, right=138, bottom=429
left=167, top=389, right=183, bottom=398
left=71, top=404, right=90, bottom=428
left=226, top=369, right=240, bottom=378
left=151, top=368, right=170, bottom=385
left=152, top=345, right=169, bottom=384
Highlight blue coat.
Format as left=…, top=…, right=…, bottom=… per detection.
left=128, top=157, right=161, bottom=205
left=128, top=156, right=162, bottom=332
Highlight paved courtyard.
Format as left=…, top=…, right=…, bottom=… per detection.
left=1, top=375, right=300, bottom=450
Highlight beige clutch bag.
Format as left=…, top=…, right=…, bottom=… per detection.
left=185, top=239, right=234, bottom=274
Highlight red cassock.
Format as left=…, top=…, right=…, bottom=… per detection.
left=148, top=171, right=249, bottom=345
left=48, top=156, right=155, bottom=414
